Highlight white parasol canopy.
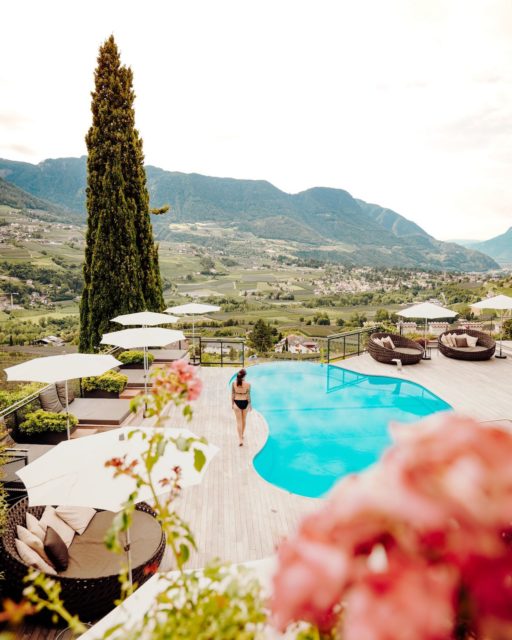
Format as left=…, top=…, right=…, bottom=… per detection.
left=101, top=328, right=186, bottom=394
left=16, top=426, right=218, bottom=510
left=165, top=303, right=220, bottom=315
left=165, top=303, right=220, bottom=363
left=4, top=354, right=122, bottom=439
left=471, top=294, right=512, bottom=358
left=101, top=328, right=185, bottom=350
left=112, top=311, right=179, bottom=326
left=398, top=302, right=458, bottom=358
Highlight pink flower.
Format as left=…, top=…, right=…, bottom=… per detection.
left=271, top=539, right=348, bottom=631
left=344, top=554, right=457, bottom=640
left=270, top=414, right=512, bottom=638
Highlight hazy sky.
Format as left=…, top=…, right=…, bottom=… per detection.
left=1, top=0, right=511, bottom=241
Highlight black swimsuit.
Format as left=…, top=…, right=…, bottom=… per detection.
left=233, top=383, right=249, bottom=410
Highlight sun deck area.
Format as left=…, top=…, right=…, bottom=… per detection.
left=10, top=350, right=512, bottom=637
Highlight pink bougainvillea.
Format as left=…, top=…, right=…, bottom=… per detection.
left=271, top=414, right=512, bottom=639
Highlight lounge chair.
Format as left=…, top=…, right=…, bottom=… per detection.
left=438, top=328, right=496, bottom=361
left=1, top=449, right=29, bottom=505
left=2, top=498, right=165, bottom=621
left=148, top=348, right=189, bottom=364
left=368, top=332, right=424, bottom=365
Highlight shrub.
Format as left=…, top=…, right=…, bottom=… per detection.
left=118, top=350, right=154, bottom=366
left=82, top=371, right=128, bottom=393
left=19, top=409, right=78, bottom=435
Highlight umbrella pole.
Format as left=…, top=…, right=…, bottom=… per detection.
left=65, top=380, right=71, bottom=440
left=144, top=346, right=148, bottom=394
left=496, top=309, right=506, bottom=359
left=126, top=526, right=133, bottom=586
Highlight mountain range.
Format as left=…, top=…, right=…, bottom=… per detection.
left=0, top=156, right=501, bottom=271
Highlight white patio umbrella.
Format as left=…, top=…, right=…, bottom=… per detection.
left=101, top=328, right=185, bottom=394
left=397, top=302, right=458, bottom=359
left=4, top=354, right=122, bottom=439
left=112, top=311, right=179, bottom=327
left=17, top=426, right=218, bottom=583
left=471, top=294, right=512, bottom=359
left=165, top=303, right=220, bottom=363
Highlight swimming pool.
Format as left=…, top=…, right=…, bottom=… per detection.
left=243, top=362, right=451, bottom=498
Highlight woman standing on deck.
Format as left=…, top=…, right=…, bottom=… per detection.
left=231, top=369, right=251, bottom=446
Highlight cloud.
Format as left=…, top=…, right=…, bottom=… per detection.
left=0, top=112, right=30, bottom=128
left=0, top=142, right=38, bottom=157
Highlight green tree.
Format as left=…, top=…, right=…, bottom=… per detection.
left=248, top=319, right=274, bottom=353
left=79, top=36, right=163, bottom=351
left=374, top=308, right=389, bottom=322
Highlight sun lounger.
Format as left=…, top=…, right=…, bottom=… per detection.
left=148, top=349, right=189, bottom=364
left=67, top=398, right=132, bottom=426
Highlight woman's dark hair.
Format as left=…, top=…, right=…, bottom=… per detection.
left=236, top=369, right=247, bottom=386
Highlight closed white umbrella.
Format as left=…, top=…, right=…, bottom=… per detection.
left=112, top=311, right=179, bottom=327
left=165, top=303, right=220, bottom=363
left=398, top=302, right=458, bottom=359
left=17, top=426, right=218, bottom=583
left=4, top=354, right=122, bottom=439
left=101, top=328, right=185, bottom=394
left=471, top=294, right=512, bottom=358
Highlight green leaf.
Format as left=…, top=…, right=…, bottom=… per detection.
left=193, top=448, right=206, bottom=472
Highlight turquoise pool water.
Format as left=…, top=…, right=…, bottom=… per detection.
left=241, top=362, right=451, bottom=498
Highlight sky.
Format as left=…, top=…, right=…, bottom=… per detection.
left=1, top=0, right=511, bottom=241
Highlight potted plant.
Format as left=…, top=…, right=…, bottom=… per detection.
left=82, top=371, right=128, bottom=398
left=15, top=409, right=78, bottom=445
left=118, top=350, right=154, bottom=369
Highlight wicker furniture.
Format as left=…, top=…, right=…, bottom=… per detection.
left=368, top=333, right=424, bottom=365
left=1, top=498, right=165, bottom=622
left=438, top=328, right=496, bottom=361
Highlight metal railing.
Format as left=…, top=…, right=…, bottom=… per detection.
left=326, top=327, right=378, bottom=363
left=188, top=336, right=245, bottom=367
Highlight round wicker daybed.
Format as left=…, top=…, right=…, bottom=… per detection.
left=438, top=328, right=496, bottom=361
left=368, top=332, right=424, bottom=365
left=1, top=498, right=166, bottom=622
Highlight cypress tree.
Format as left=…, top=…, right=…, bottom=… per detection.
left=80, top=36, right=163, bottom=351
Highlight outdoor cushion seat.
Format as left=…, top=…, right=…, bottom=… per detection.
left=368, top=332, right=424, bottom=365
left=394, top=347, right=424, bottom=355
left=67, top=398, right=132, bottom=426
left=148, top=349, right=189, bottom=363
left=2, top=498, right=165, bottom=621
left=438, top=329, right=495, bottom=361
left=61, top=509, right=162, bottom=579
left=124, top=369, right=152, bottom=389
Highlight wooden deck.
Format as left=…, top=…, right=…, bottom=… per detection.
left=151, top=366, right=318, bottom=570
left=10, top=352, right=512, bottom=637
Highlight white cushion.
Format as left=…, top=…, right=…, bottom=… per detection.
left=440, top=335, right=449, bottom=346
left=56, top=506, right=96, bottom=535
left=465, top=334, right=478, bottom=348
left=16, top=525, right=53, bottom=566
left=373, top=337, right=384, bottom=347
left=15, top=539, right=56, bottom=575
left=387, top=337, right=396, bottom=350
left=26, top=513, right=45, bottom=543
left=446, top=333, right=456, bottom=348
left=39, top=506, right=75, bottom=548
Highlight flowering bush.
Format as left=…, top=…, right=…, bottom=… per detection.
left=271, top=414, right=512, bottom=640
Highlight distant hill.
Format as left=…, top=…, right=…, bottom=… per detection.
left=472, top=227, right=512, bottom=266
left=0, top=175, right=81, bottom=223
left=0, top=156, right=499, bottom=271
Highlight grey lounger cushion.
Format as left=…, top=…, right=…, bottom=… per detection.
left=148, top=349, right=189, bottom=363
left=61, top=510, right=162, bottom=579
left=68, top=399, right=131, bottom=426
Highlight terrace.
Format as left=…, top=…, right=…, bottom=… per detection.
left=4, top=336, right=512, bottom=638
